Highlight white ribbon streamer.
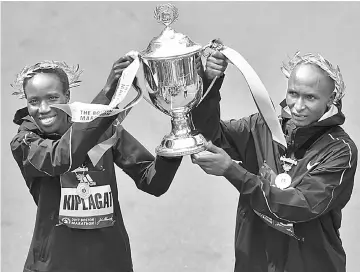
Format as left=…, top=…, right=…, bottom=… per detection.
left=51, top=50, right=141, bottom=123
left=109, top=51, right=140, bottom=108
left=219, top=46, right=287, bottom=148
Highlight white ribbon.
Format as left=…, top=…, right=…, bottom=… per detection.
left=219, top=46, right=287, bottom=148
left=51, top=51, right=141, bottom=123
left=109, top=51, right=140, bottom=108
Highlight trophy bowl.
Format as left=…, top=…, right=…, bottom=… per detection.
left=138, top=4, right=208, bottom=157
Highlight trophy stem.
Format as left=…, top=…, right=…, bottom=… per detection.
left=170, top=109, right=193, bottom=137
left=155, top=109, right=207, bottom=157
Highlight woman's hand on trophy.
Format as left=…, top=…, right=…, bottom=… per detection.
left=103, top=56, right=134, bottom=96
left=205, top=51, right=228, bottom=80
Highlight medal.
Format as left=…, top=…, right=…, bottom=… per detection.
left=280, top=156, right=297, bottom=172
left=76, top=182, right=91, bottom=199
left=75, top=163, right=91, bottom=199
left=275, top=173, right=292, bottom=190
left=276, top=155, right=297, bottom=189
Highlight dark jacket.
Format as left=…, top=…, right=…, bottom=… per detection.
left=192, top=77, right=358, bottom=272
left=11, top=90, right=182, bottom=272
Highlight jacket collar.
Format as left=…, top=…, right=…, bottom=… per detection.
left=279, top=99, right=345, bottom=151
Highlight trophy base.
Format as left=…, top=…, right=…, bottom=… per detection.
left=155, top=132, right=207, bottom=157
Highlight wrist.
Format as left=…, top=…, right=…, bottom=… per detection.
left=223, top=161, right=248, bottom=192
left=201, top=74, right=224, bottom=99
left=224, top=161, right=247, bottom=180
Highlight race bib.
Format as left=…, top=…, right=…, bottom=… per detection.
left=59, top=169, right=114, bottom=229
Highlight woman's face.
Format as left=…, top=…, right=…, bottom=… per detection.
left=25, top=73, right=70, bottom=135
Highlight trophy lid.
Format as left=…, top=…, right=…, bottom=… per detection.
left=141, top=4, right=202, bottom=59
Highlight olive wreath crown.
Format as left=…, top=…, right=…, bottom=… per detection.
left=281, top=51, right=345, bottom=104
left=11, top=60, right=83, bottom=99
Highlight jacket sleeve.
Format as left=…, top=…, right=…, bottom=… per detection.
left=191, top=75, right=224, bottom=143
left=191, top=75, right=259, bottom=164
left=10, top=89, right=119, bottom=178
left=224, top=139, right=358, bottom=223
left=112, top=125, right=182, bottom=197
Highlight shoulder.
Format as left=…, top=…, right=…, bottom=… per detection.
left=317, top=127, right=358, bottom=168
left=327, top=127, right=358, bottom=158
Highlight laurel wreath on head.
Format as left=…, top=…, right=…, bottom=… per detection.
left=281, top=51, right=345, bottom=104
left=11, top=60, right=83, bottom=99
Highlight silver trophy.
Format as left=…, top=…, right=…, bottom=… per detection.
left=138, top=4, right=216, bottom=157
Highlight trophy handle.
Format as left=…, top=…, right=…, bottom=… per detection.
left=132, top=76, right=170, bottom=116
left=122, top=76, right=143, bottom=110
left=196, top=39, right=225, bottom=107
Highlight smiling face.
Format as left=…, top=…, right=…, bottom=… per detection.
left=25, top=72, right=70, bottom=135
left=286, top=64, right=336, bottom=127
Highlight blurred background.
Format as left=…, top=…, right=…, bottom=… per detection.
left=2, top=2, right=360, bottom=272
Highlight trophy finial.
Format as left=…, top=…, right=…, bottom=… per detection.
left=154, top=3, right=179, bottom=27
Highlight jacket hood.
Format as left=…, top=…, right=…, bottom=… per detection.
left=13, top=107, right=63, bottom=139
left=13, top=107, right=41, bottom=132
left=13, top=107, right=31, bottom=125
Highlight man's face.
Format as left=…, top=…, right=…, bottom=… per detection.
left=286, top=64, right=335, bottom=127
left=25, top=73, right=69, bottom=135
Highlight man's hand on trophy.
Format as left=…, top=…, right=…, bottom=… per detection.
left=205, top=51, right=228, bottom=80
left=103, top=56, right=134, bottom=96
left=191, top=141, right=233, bottom=177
